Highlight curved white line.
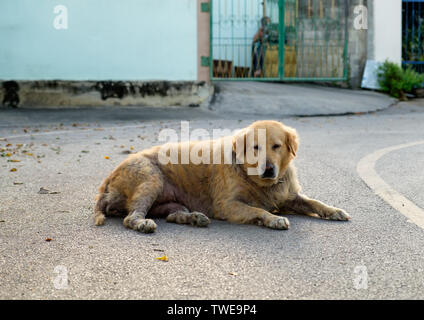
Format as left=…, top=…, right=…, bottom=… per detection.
left=357, top=140, right=424, bottom=229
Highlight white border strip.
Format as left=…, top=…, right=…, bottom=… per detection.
left=357, top=141, right=424, bottom=229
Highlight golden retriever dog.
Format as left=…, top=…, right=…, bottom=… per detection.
left=94, top=120, right=350, bottom=233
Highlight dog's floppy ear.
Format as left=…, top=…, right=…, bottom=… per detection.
left=285, top=126, right=299, bottom=157
left=232, top=128, right=248, bottom=163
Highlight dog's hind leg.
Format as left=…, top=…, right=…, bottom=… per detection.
left=166, top=210, right=210, bottom=227
left=94, top=193, right=107, bottom=226
left=123, top=177, right=163, bottom=234
left=94, top=186, right=126, bottom=226
left=148, top=202, right=210, bottom=227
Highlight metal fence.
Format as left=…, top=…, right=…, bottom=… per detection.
left=210, top=0, right=348, bottom=81
left=403, top=0, right=424, bottom=73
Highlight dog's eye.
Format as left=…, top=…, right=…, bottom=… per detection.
left=272, top=144, right=281, bottom=150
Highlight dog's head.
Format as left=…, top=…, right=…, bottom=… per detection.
left=232, top=120, right=298, bottom=187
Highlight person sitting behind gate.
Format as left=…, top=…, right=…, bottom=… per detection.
left=252, top=16, right=271, bottom=78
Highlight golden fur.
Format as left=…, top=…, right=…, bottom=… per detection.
left=94, top=120, right=350, bottom=233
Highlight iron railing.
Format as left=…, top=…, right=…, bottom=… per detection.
left=210, top=0, right=349, bottom=81
left=403, top=0, right=424, bottom=73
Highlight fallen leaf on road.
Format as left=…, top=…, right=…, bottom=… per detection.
left=228, top=272, right=238, bottom=276
left=156, top=255, right=169, bottom=262
left=10, top=168, right=17, bottom=172
left=104, top=156, right=110, bottom=159
left=45, top=238, right=53, bottom=242
left=7, top=159, right=20, bottom=162
left=153, top=249, right=165, bottom=252
left=38, top=187, right=60, bottom=195
left=13, top=182, right=24, bottom=185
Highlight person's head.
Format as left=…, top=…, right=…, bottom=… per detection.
left=261, top=16, right=271, bottom=27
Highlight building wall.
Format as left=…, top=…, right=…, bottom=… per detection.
left=372, top=0, right=402, bottom=64
left=0, top=0, right=198, bottom=81
left=348, top=0, right=368, bottom=88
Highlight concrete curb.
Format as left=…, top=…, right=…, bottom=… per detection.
left=0, top=80, right=214, bottom=109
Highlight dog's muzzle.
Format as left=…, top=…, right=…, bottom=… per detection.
left=261, top=162, right=276, bottom=179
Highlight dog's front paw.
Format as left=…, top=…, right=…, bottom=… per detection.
left=266, top=216, right=290, bottom=230
left=166, top=211, right=210, bottom=227
left=328, top=208, right=351, bottom=221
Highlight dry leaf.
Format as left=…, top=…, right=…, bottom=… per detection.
left=10, top=168, right=17, bottom=172
left=104, top=156, right=109, bottom=159
left=228, top=272, right=238, bottom=276
left=38, top=187, right=60, bottom=195
left=7, top=159, right=20, bottom=162
left=13, top=182, right=24, bottom=185
left=156, top=255, right=169, bottom=262
left=45, top=238, right=53, bottom=242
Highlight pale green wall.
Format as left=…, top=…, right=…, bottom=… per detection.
left=0, top=0, right=198, bottom=80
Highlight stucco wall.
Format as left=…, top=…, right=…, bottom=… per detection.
left=372, top=0, right=402, bottom=64
left=0, top=0, right=198, bottom=81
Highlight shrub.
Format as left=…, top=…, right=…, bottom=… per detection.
left=377, top=60, right=424, bottom=100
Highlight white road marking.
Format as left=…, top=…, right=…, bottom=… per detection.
left=357, top=141, right=424, bottom=229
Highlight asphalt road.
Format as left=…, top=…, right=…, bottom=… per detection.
left=1, top=100, right=424, bottom=299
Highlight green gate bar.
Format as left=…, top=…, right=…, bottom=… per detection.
left=210, top=0, right=349, bottom=82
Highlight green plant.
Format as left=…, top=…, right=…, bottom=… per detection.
left=377, top=60, right=424, bottom=100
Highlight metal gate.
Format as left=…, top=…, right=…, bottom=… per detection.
left=402, top=0, right=424, bottom=73
left=210, top=0, right=348, bottom=81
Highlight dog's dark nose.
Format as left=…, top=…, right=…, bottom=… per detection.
left=261, top=162, right=275, bottom=178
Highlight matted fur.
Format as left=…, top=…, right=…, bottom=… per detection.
left=94, top=120, right=350, bottom=233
